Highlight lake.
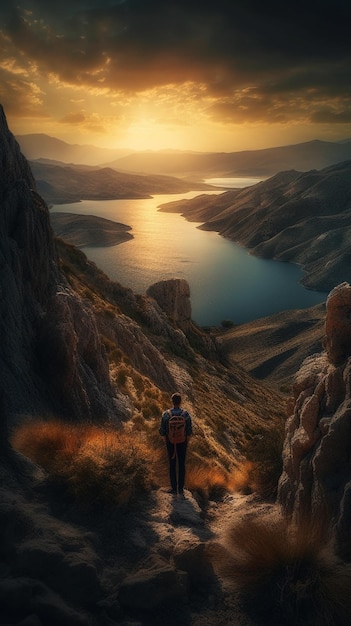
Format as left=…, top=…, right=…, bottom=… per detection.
left=52, top=178, right=327, bottom=327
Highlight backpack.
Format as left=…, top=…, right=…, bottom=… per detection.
left=168, top=410, right=187, bottom=458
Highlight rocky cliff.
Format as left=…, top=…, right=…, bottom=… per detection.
left=0, top=104, right=116, bottom=423
left=278, top=282, right=351, bottom=559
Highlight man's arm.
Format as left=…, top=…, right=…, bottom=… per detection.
left=159, top=412, right=167, bottom=436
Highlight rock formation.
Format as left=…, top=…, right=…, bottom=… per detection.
left=278, top=282, right=351, bottom=559
left=146, top=279, right=192, bottom=329
left=0, top=104, right=116, bottom=424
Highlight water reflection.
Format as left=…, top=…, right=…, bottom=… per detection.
left=52, top=189, right=326, bottom=326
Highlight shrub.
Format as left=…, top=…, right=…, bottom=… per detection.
left=186, top=462, right=233, bottom=502
left=68, top=430, right=153, bottom=505
left=11, top=419, right=154, bottom=507
left=244, top=419, right=286, bottom=499
left=212, top=514, right=351, bottom=625
left=11, top=420, right=92, bottom=477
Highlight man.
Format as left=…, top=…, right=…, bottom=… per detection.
left=159, top=392, right=192, bottom=496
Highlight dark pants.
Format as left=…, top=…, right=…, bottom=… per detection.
left=166, top=439, right=187, bottom=492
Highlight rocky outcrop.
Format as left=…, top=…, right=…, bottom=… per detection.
left=278, top=282, right=351, bottom=559
left=0, top=104, right=116, bottom=423
left=146, top=279, right=192, bottom=329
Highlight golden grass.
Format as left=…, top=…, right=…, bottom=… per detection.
left=186, top=463, right=230, bottom=501
left=212, top=514, right=351, bottom=625
left=11, top=419, right=153, bottom=506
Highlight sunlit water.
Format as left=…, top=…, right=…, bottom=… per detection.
left=52, top=178, right=327, bottom=326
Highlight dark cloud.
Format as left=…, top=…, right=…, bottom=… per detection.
left=1, top=0, right=351, bottom=124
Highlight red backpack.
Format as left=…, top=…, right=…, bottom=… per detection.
left=168, top=410, right=187, bottom=458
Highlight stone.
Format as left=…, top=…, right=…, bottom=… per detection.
left=172, top=541, right=219, bottom=593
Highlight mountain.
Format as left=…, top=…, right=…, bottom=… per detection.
left=105, top=139, right=351, bottom=177
left=29, top=160, right=215, bottom=205
left=16, top=133, right=133, bottom=166
left=159, top=161, right=351, bottom=292
left=17, top=133, right=351, bottom=178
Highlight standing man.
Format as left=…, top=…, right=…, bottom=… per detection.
left=159, top=392, right=192, bottom=496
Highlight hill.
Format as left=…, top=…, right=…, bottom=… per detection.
left=29, top=160, right=215, bottom=205
left=217, top=303, right=325, bottom=390
left=50, top=213, right=133, bottom=247
left=159, top=161, right=351, bottom=292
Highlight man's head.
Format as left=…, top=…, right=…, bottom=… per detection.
left=171, top=392, right=181, bottom=406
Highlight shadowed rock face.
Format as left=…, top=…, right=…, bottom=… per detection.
left=0, top=104, right=116, bottom=423
left=278, top=282, right=351, bottom=559
left=146, top=279, right=192, bottom=329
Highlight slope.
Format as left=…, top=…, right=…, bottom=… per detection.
left=159, top=161, right=351, bottom=291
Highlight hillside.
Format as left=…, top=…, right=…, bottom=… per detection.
left=216, top=303, right=325, bottom=390
left=50, top=213, right=133, bottom=248
left=159, top=161, right=351, bottom=292
left=29, top=160, right=214, bottom=205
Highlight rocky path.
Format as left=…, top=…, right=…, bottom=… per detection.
left=112, top=488, right=280, bottom=625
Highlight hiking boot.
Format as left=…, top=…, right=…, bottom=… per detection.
left=167, top=488, right=177, bottom=495
left=178, top=489, right=185, bottom=497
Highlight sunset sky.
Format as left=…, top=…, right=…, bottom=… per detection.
left=1, top=0, right=350, bottom=152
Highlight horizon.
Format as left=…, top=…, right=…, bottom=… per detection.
left=1, top=2, right=351, bottom=152
left=14, top=131, right=351, bottom=157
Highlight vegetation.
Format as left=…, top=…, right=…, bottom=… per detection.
left=243, top=418, right=286, bottom=499
left=11, top=420, right=154, bottom=506
left=213, top=515, right=351, bottom=625
left=11, top=416, right=247, bottom=506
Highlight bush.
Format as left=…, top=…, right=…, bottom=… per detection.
left=68, top=430, right=153, bottom=505
left=11, top=419, right=153, bottom=507
left=244, top=419, right=285, bottom=499
left=212, top=514, right=351, bottom=625
left=186, top=462, right=233, bottom=502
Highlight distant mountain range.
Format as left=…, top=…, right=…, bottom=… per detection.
left=158, top=160, right=351, bottom=292
left=30, top=160, right=214, bottom=205
left=16, top=133, right=132, bottom=166
left=104, top=140, right=351, bottom=178
left=17, top=133, right=351, bottom=177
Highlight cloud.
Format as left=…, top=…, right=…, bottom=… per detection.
left=59, top=110, right=110, bottom=133
left=1, top=0, right=351, bottom=127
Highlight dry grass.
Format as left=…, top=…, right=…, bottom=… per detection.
left=243, top=418, right=286, bottom=499
left=186, top=463, right=232, bottom=502
left=11, top=419, right=153, bottom=506
left=213, top=514, right=351, bottom=625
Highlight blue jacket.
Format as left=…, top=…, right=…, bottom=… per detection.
left=159, top=407, right=192, bottom=438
